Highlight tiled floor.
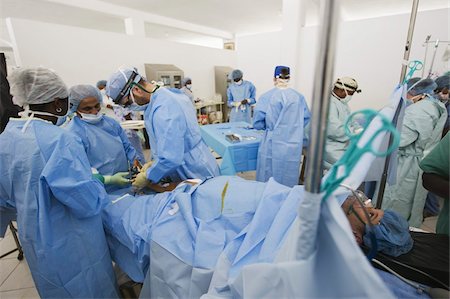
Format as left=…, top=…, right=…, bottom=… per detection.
left=0, top=224, right=39, bottom=299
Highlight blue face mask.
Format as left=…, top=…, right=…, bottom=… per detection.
left=129, top=103, right=148, bottom=111
left=55, top=115, right=67, bottom=126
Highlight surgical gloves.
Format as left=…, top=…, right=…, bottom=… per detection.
left=104, top=172, right=130, bottom=186
left=132, top=172, right=150, bottom=189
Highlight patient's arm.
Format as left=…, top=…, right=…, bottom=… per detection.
left=146, top=179, right=200, bottom=193
left=147, top=182, right=179, bottom=193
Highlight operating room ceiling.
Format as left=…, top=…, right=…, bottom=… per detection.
left=0, top=0, right=448, bottom=41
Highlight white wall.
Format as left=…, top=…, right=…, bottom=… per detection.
left=237, top=8, right=450, bottom=111
left=6, top=18, right=237, bottom=100
left=236, top=31, right=282, bottom=99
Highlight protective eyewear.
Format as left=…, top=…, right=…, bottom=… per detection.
left=113, top=71, right=140, bottom=104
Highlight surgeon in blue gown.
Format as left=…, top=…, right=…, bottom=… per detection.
left=253, top=66, right=311, bottom=187
left=106, top=68, right=219, bottom=189
left=0, top=67, right=118, bottom=298
left=227, top=69, right=256, bottom=123
left=66, top=84, right=143, bottom=192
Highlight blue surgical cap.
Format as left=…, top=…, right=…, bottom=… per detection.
left=96, top=80, right=107, bottom=88
left=68, top=84, right=103, bottom=114
left=435, top=75, right=450, bottom=91
left=106, top=68, right=143, bottom=102
left=363, top=210, right=413, bottom=257
left=231, top=69, right=243, bottom=80
left=407, top=78, right=437, bottom=96
left=182, top=77, right=191, bottom=86
left=274, top=65, right=290, bottom=78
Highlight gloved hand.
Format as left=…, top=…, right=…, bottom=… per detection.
left=241, top=99, right=249, bottom=105
left=104, top=172, right=130, bottom=186
left=141, top=160, right=153, bottom=172
left=232, top=101, right=241, bottom=107
left=132, top=172, right=151, bottom=189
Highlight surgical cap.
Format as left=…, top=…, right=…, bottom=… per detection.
left=407, top=78, right=437, bottom=96
left=181, top=77, right=191, bottom=86
left=8, top=67, right=68, bottom=107
left=96, top=80, right=107, bottom=88
left=335, top=77, right=361, bottom=93
left=231, top=69, right=243, bottom=80
left=69, top=84, right=103, bottom=114
left=106, top=67, right=143, bottom=102
left=363, top=210, right=413, bottom=257
left=435, top=75, right=450, bottom=91
left=274, top=66, right=290, bottom=79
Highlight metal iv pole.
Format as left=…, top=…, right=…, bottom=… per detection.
left=304, top=0, right=339, bottom=194
left=375, top=0, right=420, bottom=209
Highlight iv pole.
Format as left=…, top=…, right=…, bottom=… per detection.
left=421, top=35, right=431, bottom=77
left=304, top=0, right=339, bottom=194
left=376, top=0, right=420, bottom=208
left=427, top=39, right=440, bottom=78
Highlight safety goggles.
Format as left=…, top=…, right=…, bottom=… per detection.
left=113, top=71, right=141, bottom=105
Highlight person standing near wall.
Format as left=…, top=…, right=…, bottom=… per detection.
left=97, top=79, right=121, bottom=121
left=180, top=77, right=194, bottom=105
left=382, top=78, right=447, bottom=228
left=227, top=69, right=256, bottom=123
left=253, top=66, right=311, bottom=187
left=324, top=77, right=361, bottom=170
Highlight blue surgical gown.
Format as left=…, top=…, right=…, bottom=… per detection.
left=253, top=87, right=311, bottom=187
left=66, top=115, right=140, bottom=176
left=227, top=81, right=256, bottom=123
left=0, top=119, right=118, bottom=298
left=144, top=88, right=219, bottom=182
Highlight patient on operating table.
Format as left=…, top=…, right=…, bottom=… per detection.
left=342, top=194, right=413, bottom=257
left=102, top=176, right=413, bottom=287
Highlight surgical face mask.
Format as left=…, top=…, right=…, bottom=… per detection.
left=186, top=84, right=192, bottom=90
left=19, top=108, right=68, bottom=132
left=100, top=89, right=106, bottom=95
left=341, top=95, right=352, bottom=104
left=79, top=112, right=103, bottom=124
left=129, top=102, right=148, bottom=111
left=340, top=88, right=353, bottom=103
left=275, top=78, right=290, bottom=89
left=235, top=80, right=243, bottom=85
left=55, top=115, right=67, bottom=126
